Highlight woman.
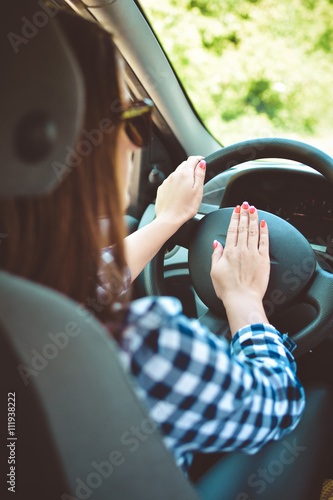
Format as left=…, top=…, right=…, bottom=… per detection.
left=0, top=12, right=305, bottom=474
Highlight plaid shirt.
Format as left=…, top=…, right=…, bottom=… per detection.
left=119, top=296, right=305, bottom=472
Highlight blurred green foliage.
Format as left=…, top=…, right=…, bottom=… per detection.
left=140, top=0, right=333, bottom=154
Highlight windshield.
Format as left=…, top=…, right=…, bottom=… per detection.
left=140, top=0, right=333, bottom=156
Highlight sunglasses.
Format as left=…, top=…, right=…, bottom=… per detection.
left=119, top=98, right=154, bottom=148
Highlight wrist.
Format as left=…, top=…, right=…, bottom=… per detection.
left=222, top=290, right=264, bottom=309
left=154, top=213, right=184, bottom=233
left=152, top=215, right=183, bottom=241
left=222, top=293, right=269, bottom=337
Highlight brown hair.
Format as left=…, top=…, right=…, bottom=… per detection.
left=0, top=12, right=129, bottom=329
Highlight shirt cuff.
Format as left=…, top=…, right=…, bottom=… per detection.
left=231, top=323, right=297, bottom=357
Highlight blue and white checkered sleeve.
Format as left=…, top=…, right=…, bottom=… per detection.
left=120, top=297, right=305, bottom=471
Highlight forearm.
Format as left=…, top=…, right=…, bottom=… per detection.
left=125, top=216, right=181, bottom=282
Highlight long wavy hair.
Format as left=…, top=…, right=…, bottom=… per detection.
left=0, top=12, right=129, bottom=329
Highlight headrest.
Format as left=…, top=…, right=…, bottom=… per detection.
left=0, top=1, right=85, bottom=197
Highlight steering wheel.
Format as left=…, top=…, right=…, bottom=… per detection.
left=140, top=138, right=333, bottom=357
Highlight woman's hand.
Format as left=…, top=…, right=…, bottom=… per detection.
left=155, top=156, right=206, bottom=228
left=210, top=202, right=271, bottom=336
left=124, top=156, right=205, bottom=282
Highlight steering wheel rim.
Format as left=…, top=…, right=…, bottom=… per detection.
left=140, top=138, right=333, bottom=357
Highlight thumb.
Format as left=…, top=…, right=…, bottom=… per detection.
left=211, top=239, right=223, bottom=267
left=194, top=160, right=206, bottom=187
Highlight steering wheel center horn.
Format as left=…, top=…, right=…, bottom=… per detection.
left=188, top=208, right=316, bottom=319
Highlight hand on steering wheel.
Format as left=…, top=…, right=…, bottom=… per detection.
left=211, top=202, right=270, bottom=336
left=155, top=156, right=206, bottom=227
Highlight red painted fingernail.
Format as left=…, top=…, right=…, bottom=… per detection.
left=242, top=201, right=249, bottom=209
left=213, top=240, right=218, bottom=250
left=249, top=205, right=256, bottom=214
left=235, top=205, right=241, bottom=214
left=199, top=160, right=206, bottom=170
left=260, top=220, right=266, bottom=228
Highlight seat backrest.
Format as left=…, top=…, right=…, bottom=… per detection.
left=0, top=270, right=199, bottom=500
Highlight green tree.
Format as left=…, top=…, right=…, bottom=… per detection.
left=140, top=0, right=333, bottom=154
